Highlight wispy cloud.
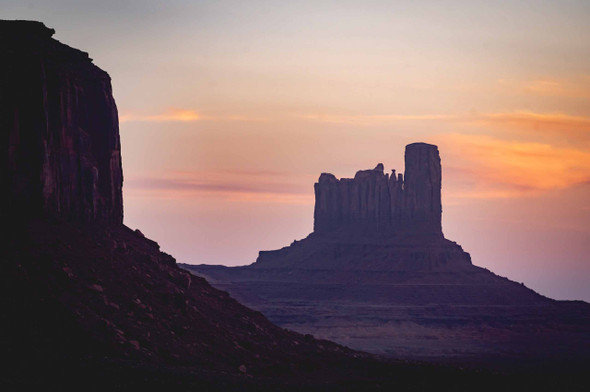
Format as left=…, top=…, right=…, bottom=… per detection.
left=297, top=113, right=457, bottom=126
left=471, top=111, right=590, bottom=135
left=121, top=106, right=590, bottom=146
left=436, top=134, right=590, bottom=199
left=125, top=170, right=314, bottom=205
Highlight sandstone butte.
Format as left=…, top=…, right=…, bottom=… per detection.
left=187, top=133, right=590, bottom=366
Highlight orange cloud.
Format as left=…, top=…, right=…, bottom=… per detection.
left=471, top=111, right=590, bottom=136
left=298, top=113, right=457, bottom=126
left=498, top=76, right=590, bottom=98
left=120, top=108, right=201, bottom=122
left=299, top=110, right=590, bottom=144
left=436, top=134, right=590, bottom=199
left=120, top=109, right=273, bottom=123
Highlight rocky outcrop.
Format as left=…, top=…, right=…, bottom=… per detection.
left=314, top=143, right=441, bottom=237
left=403, top=143, right=442, bottom=235
left=185, top=141, right=589, bottom=365
left=1, top=20, right=123, bottom=223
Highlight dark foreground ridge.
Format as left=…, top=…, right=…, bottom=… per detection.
left=186, top=145, right=590, bottom=367
left=2, top=20, right=588, bottom=390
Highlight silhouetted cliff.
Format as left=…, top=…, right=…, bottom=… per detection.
left=1, top=20, right=123, bottom=223
left=2, top=20, right=382, bottom=389
left=314, top=143, right=441, bottom=237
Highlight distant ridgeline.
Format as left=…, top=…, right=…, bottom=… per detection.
left=314, top=143, right=442, bottom=237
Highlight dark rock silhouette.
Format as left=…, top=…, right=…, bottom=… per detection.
left=314, top=143, right=441, bottom=237
left=255, top=144, right=470, bottom=272
left=186, top=145, right=590, bottom=365
left=0, top=20, right=406, bottom=390
left=1, top=19, right=349, bottom=370
left=1, top=21, right=123, bottom=224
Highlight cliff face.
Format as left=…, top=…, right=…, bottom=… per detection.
left=1, top=20, right=123, bottom=223
left=4, top=21, right=385, bottom=388
left=314, top=143, right=441, bottom=237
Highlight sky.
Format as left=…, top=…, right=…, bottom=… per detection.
left=3, top=0, right=590, bottom=301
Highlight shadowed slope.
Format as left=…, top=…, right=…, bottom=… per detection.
left=0, top=20, right=367, bottom=388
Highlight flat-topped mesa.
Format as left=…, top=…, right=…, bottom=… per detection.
left=1, top=20, right=123, bottom=224
left=313, top=143, right=442, bottom=238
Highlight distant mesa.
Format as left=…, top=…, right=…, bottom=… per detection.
left=252, top=142, right=471, bottom=272
left=185, top=142, right=590, bottom=362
